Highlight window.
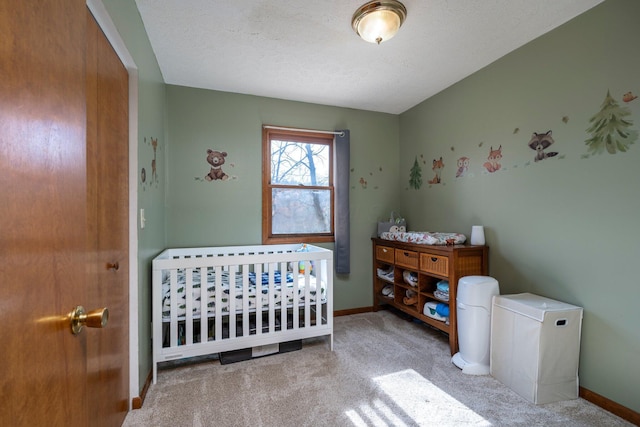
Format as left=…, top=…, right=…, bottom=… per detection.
left=262, top=126, right=334, bottom=244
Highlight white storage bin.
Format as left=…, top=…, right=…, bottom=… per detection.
left=490, top=293, right=583, bottom=404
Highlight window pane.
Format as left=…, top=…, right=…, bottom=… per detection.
left=270, top=140, right=329, bottom=186
left=272, top=188, right=331, bottom=234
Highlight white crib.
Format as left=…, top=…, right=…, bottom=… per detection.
left=152, top=243, right=333, bottom=383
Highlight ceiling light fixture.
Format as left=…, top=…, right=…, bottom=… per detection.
left=352, top=0, right=407, bottom=45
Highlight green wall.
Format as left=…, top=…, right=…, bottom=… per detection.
left=165, top=85, right=400, bottom=310
left=399, top=0, right=640, bottom=412
left=102, top=0, right=167, bottom=391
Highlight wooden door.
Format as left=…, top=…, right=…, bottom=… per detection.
left=86, top=11, right=130, bottom=427
left=0, top=0, right=89, bottom=425
left=0, top=2, right=130, bottom=426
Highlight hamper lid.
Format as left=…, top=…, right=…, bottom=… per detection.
left=493, top=293, right=582, bottom=322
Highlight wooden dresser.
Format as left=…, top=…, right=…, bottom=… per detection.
left=371, top=238, right=489, bottom=355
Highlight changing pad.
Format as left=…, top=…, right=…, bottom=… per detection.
left=380, top=231, right=466, bottom=245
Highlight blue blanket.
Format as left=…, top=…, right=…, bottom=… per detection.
left=249, top=271, right=294, bottom=286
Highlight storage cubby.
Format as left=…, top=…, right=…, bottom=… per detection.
left=372, top=238, right=489, bottom=355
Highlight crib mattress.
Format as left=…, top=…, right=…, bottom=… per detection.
left=162, top=269, right=325, bottom=321
left=380, top=231, right=466, bottom=245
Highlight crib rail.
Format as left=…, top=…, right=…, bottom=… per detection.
left=152, top=244, right=333, bottom=383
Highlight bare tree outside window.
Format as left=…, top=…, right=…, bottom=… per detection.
left=262, top=127, right=334, bottom=244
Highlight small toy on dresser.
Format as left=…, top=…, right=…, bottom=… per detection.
left=377, top=211, right=406, bottom=237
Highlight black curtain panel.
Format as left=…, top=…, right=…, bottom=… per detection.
left=334, top=130, right=350, bottom=274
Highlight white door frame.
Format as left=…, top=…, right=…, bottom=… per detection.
left=86, top=0, right=140, bottom=409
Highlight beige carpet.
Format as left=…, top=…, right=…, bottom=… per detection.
left=123, top=310, right=631, bottom=426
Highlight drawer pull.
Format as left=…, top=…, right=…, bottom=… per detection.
left=383, top=248, right=388, bottom=253
left=431, top=257, right=438, bottom=262
left=404, top=252, right=410, bottom=257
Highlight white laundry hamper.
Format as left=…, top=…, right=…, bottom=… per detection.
left=490, top=293, right=583, bottom=404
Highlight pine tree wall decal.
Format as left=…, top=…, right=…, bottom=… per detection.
left=585, top=90, right=638, bottom=154
left=409, top=156, right=422, bottom=189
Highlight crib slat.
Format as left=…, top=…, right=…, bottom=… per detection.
left=316, top=259, right=324, bottom=325
left=304, top=264, right=311, bottom=329
left=170, top=269, right=178, bottom=347
left=200, top=267, right=208, bottom=343
left=279, top=261, right=287, bottom=332
left=268, top=264, right=275, bottom=333
left=214, top=266, right=223, bottom=342
left=242, top=264, right=249, bottom=338
left=316, top=259, right=323, bottom=326
left=229, top=265, right=236, bottom=339
left=255, top=263, right=263, bottom=336
left=185, top=268, right=193, bottom=345
left=292, top=263, right=299, bottom=331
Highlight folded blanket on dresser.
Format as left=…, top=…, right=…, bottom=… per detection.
left=380, top=231, right=466, bottom=245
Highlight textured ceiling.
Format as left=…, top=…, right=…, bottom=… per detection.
left=134, top=0, right=604, bottom=114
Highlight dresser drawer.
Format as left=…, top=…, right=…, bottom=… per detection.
left=395, top=249, right=418, bottom=269
left=376, top=245, right=395, bottom=263
left=420, top=254, right=449, bottom=276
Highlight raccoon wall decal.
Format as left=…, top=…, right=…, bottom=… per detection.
left=528, top=130, right=558, bottom=162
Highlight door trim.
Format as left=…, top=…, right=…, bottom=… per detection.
left=86, top=0, right=139, bottom=410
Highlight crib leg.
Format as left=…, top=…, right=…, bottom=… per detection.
left=153, top=362, right=157, bottom=385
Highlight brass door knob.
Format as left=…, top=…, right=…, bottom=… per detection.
left=69, top=306, right=109, bottom=335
